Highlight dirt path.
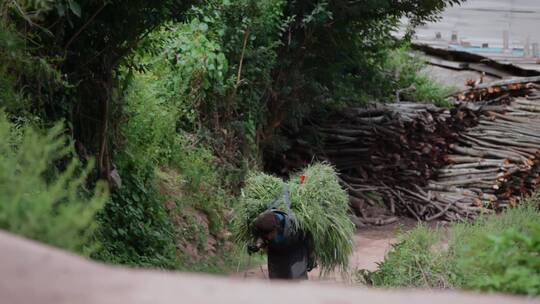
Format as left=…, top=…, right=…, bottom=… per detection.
left=232, top=219, right=417, bottom=283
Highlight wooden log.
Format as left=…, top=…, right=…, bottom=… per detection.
left=444, top=159, right=508, bottom=170
left=445, top=155, right=486, bottom=163
left=438, top=167, right=501, bottom=178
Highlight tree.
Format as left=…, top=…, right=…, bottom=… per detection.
left=1, top=0, right=195, bottom=182
left=252, top=0, right=465, bottom=161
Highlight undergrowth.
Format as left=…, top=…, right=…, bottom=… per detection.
left=383, top=47, right=455, bottom=106
left=0, top=113, right=107, bottom=253
left=361, top=201, right=540, bottom=296
left=178, top=245, right=265, bottom=274
left=95, top=64, right=239, bottom=270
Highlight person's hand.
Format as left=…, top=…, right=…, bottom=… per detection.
left=307, top=257, right=317, bottom=272
left=247, top=244, right=260, bottom=255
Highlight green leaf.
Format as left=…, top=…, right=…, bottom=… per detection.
left=199, top=23, right=209, bottom=32
left=68, top=0, right=82, bottom=17
left=56, top=4, right=66, bottom=17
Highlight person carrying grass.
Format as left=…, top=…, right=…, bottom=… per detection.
left=247, top=185, right=316, bottom=280
left=234, top=164, right=354, bottom=278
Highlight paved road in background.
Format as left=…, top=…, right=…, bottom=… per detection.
left=414, top=0, right=540, bottom=49
left=401, top=0, right=540, bottom=72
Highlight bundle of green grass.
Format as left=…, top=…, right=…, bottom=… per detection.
left=232, top=163, right=354, bottom=274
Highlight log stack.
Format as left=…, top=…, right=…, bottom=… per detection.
left=277, top=78, right=540, bottom=224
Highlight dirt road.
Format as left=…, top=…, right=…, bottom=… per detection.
left=233, top=220, right=415, bottom=283
left=1, top=230, right=535, bottom=304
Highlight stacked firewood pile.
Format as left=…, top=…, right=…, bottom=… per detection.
left=277, top=77, right=540, bottom=224
left=455, top=76, right=540, bottom=102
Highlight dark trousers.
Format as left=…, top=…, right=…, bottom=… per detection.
left=267, top=242, right=309, bottom=280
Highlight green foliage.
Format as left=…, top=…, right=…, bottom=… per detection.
left=120, top=65, right=234, bottom=231
left=94, top=168, right=179, bottom=268
left=232, top=163, right=354, bottom=273
left=456, top=223, right=540, bottom=295
left=168, top=142, right=232, bottom=234
left=361, top=225, right=450, bottom=288
left=95, top=63, right=235, bottom=268
left=0, top=112, right=107, bottom=252
left=363, top=202, right=540, bottom=296
left=382, top=47, right=454, bottom=106
left=142, top=0, right=289, bottom=163
left=0, top=5, right=64, bottom=118
left=158, top=18, right=230, bottom=131
left=117, top=73, right=178, bottom=164
left=449, top=202, right=540, bottom=295
left=89, top=69, right=180, bottom=268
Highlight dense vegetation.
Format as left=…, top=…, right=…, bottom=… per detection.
left=1, top=0, right=463, bottom=270
left=362, top=201, right=540, bottom=296
left=0, top=114, right=107, bottom=253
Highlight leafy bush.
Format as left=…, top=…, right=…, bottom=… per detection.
left=95, top=62, right=234, bottom=268
left=168, top=140, right=232, bottom=235
left=382, top=47, right=454, bottom=106
left=94, top=167, right=179, bottom=268
left=362, top=202, right=540, bottom=296
left=362, top=225, right=450, bottom=288
left=0, top=113, right=107, bottom=252
left=158, top=18, right=230, bottom=131
left=120, top=64, right=234, bottom=233
left=455, top=223, right=540, bottom=295
left=94, top=77, right=178, bottom=267
left=450, top=202, right=540, bottom=295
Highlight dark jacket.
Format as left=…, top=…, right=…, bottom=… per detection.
left=262, top=211, right=313, bottom=280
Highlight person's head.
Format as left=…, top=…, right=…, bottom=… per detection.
left=253, top=211, right=278, bottom=241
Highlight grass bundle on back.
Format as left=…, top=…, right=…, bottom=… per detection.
left=232, top=163, right=354, bottom=274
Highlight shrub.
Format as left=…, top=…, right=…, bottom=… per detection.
left=94, top=167, right=178, bottom=268
left=450, top=203, right=540, bottom=295
left=362, top=202, right=540, bottom=296
left=95, top=63, right=234, bottom=268
left=0, top=113, right=107, bottom=253
left=168, top=139, right=232, bottom=235
left=382, top=47, right=455, bottom=106
left=362, top=225, right=450, bottom=288
left=93, top=84, right=179, bottom=267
